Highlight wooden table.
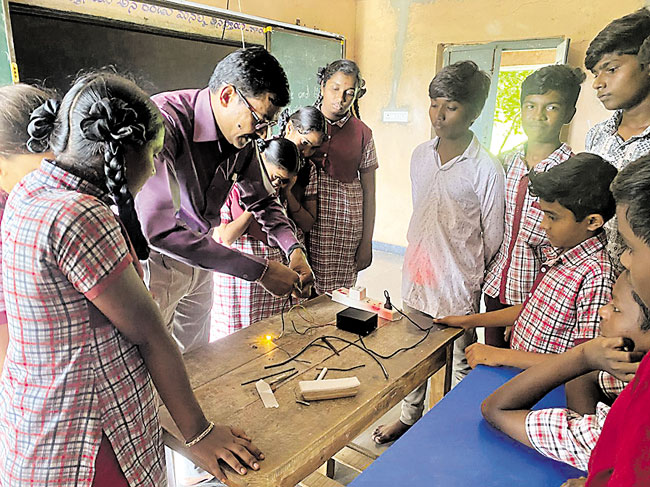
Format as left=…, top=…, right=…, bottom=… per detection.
left=160, top=295, right=462, bottom=487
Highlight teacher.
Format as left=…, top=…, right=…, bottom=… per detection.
left=136, top=47, right=313, bottom=353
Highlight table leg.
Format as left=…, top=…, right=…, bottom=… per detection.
left=443, top=342, right=453, bottom=395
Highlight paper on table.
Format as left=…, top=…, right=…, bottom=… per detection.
left=256, top=379, right=279, bottom=408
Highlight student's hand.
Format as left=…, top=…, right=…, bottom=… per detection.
left=282, top=175, right=298, bottom=195
left=259, top=260, right=300, bottom=297
left=355, top=240, right=373, bottom=271
left=560, top=477, right=587, bottom=487
left=581, top=336, right=645, bottom=382
left=288, top=248, right=314, bottom=298
left=465, top=343, right=504, bottom=369
left=189, top=424, right=264, bottom=483
left=433, top=315, right=474, bottom=329
left=504, top=326, right=512, bottom=342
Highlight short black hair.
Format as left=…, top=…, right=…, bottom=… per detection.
left=520, top=64, right=586, bottom=108
left=528, top=152, right=617, bottom=222
left=610, top=154, right=650, bottom=246
left=429, top=61, right=491, bottom=118
left=209, top=46, right=290, bottom=107
left=585, top=8, right=650, bottom=71
left=632, top=288, right=650, bottom=332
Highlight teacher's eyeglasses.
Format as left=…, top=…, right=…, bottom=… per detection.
left=233, top=86, right=277, bottom=132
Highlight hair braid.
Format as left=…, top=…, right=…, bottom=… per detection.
left=81, top=97, right=150, bottom=259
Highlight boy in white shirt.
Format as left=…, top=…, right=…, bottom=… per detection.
left=373, top=61, right=505, bottom=443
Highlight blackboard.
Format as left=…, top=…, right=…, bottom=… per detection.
left=9, top=6, right=242, bottom=95
left=1, top=0, right=14, bottom=86
left=268, top=28, right=343, bottom=114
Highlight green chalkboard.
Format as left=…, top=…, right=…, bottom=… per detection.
left=268, top=28, right=344, bottom=115
left=0, top=0, right=14, bottom=86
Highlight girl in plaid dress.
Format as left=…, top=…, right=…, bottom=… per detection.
left=0, top=73, right=263, bottom=487
left=0, top=84, right=55, bottom=373
left=309, top=60, right=378, bottom=294
left=211, top=128, right=322, bottom=338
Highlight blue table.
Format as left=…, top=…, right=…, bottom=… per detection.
left=350, top=365, right=587, bottom=486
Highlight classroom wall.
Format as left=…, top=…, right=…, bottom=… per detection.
left=355, top=0, right=646, bottom=248
left=192, top=0, right=357, bottom=58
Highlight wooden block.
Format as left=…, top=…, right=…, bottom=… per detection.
left=298, top=377, right=360, bottom=401
left=331, top=288, right=401, bottom=321
left=332, top=446, right=374, bottom=473
left=298, top=471, right=345, bottom=487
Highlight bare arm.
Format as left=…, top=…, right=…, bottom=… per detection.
left=0, top=324, right=7, bottom=373
left=356, top=170, right=376, bottom=271
left=286, top=190, right=316, bottom=233
left=434, top=304, right=523, bottom=329
left=216, top=212, right=254, bottom=247
left=564, top=371, right=602, bottom=415
left=466, top=343, right=549, bottom=370
left=91, top=265, right=264, bottom=483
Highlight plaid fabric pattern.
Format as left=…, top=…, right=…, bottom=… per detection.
left=484, top=144, right=572, bottom=304
left=598, top=371, right=627, bottom=400
left=310, top=118, right=378, bottom=295
left=510, top=232, right=614, bottom=354
left=211, top=185, right=293, bottom=339
left=586, top=111, right=650, bottom=274
left=0, top=160, right=164, bottom=487
left=526, top=403, right=610, bottom=471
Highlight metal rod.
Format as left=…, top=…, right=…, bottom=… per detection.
left=316, top=365, right=366, bottom=372
left=240, top=367, right=295, bottom=386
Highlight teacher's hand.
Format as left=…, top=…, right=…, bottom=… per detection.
left=258, top=260, right=300, bottom=297
left=288, top=248, right=314, bottom=298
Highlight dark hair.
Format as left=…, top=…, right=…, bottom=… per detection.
left=278, top=106, right=326, bottom=137
left=428, top=61, right=491, bottom=118
left=0, top=84, right=56, bottom=156
left=520, top=64, right=586, bottom=108
left=30, top=72, right=163, bottom=260
left=258, top=137, right=301, bottom=174
left=639, top=35, right=650, bottom=65
left=632, top=288, right=650, bottom=331
left=528, top=152, right=617, bottom=222
left=610, top=154, right=650, bottom=246
left=208, top=46, right=290, bottom=107
left=315, top=59, right=367, bottom=119
left=585, top=8, right=650, bottom=71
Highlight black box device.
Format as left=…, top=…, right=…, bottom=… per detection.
left=336, top=307, right=378, bottom=336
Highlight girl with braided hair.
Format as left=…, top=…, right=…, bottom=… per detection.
left=0, top=72, right=263, bottom=487
left=0, top=84, right=56, bottom=373
left=310, top=59, right=378, bottom=294
left=212, top=137, right=308, bottom=337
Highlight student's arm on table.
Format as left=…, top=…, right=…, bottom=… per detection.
left=481, top=337, right=643, bottom=448
left=466, top=344, right=550, bottom=370
left=357, top=169, right=376, bottom=271
left=433, top=304, right=523, bottom=329
left=92, top=266, right=264, bottom=483
left=216, top=212, right=254, bottom=247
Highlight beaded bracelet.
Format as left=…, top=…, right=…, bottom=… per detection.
left=185, top=421, right=215, bottom=448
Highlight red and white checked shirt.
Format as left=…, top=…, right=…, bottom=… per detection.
left=510, top=231, right=614, bottom=354
left=0, top=160, right=164, bottom=486
left=525, top=371, right=627, bottom=471
left=483, top=143, right=573, bottom=305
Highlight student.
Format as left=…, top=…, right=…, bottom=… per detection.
left=134, top=46, right=313, bottom=354
left=0, top=84, right=55, bottom=373
left=0, top=73, right=262, bottom=486
left=481, top=271, right=648, bottom=472
left=372, top=61, right=505, bottom=444
left=309, top=60, right=377, bottom=294
left=584, top=8, right=650, bottom=270
left=278, top=106, right=326, bottom=237
left=578, top=155, right=650, bottom=486
left=483, top=65, right=585, bottom=348
left=435, top=154, right=617, bottom=370
left=211, top=138, right=306, bottom=337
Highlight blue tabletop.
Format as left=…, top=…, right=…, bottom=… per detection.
left=350, top=365, right=586, bottom=486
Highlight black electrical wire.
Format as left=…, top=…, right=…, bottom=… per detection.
left=265, top=335, right=389, bottom=379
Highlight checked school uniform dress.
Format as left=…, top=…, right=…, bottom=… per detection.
left=586, top=111, right=650, bottom=274
left=0, top=160, right=164, bottom=487
left=510, top=231, right=614, bottom=354
left=211, top=164, right=317, bottom=338
left=309, top=112, right=377, bottom=295
left=525, top=371, right=626, bottom=471
left=483, top=143, right=572, bottom=305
